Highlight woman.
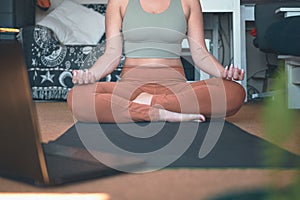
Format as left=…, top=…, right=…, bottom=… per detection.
left=68, top=0, right=245, bottom=123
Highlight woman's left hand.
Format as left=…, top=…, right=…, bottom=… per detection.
left=222, top=64, right=245, bottom=81
left=72, top=69, right=97, bottom=85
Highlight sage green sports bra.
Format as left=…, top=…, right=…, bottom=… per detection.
left=122, top=0, right=187, bottom=58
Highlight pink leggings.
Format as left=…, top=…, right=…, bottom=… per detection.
left=67, top=65, right=246, bottom=123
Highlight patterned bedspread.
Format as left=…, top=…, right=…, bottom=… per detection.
left=19, top=4, right=124, bottom=101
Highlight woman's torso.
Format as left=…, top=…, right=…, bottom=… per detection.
left=120, top=0, right=190, bottom=67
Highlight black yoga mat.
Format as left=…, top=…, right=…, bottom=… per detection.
left=48, top=120, right=300, bottom=169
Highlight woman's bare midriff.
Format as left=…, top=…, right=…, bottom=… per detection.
left=124, top=57, right=183, bottom=67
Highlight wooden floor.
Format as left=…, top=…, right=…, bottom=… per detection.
left=226, top=100, right=300, bottom=155
left=0, top=101, right=299, bottom=200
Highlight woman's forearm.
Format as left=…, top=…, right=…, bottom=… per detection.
left=90, top=33, right=123, bottom=80
left=189, top=43, right=224, bottom=78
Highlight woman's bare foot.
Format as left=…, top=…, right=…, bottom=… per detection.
left=133, top=92, right=205, bottom=122
left=132, top=92, right=153, bottom=105
left=158, top=109, right=206, bottom=122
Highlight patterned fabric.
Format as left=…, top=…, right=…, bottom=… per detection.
left=19, top=4, right=124, bottom=101
left=84, top=4, right=108, bottom=14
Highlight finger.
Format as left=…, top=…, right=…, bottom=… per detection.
left=223, top=66, right=228, bottom=78
left=84, top=69, right=89, bottom=84
left=86, top=72, right=92, bottom=84
left=78, top=70, right=84, bottom=85
left=88, top=71, right=96, bottom=84
left=233, top=66, right=240, bottom=80
left=90, top=73, right=96, bottom=83
left=239, top=69, right=245, bottom=80
left=72, top=70, right=78, bottom=84
left=227, top=64, right=233, bottom=79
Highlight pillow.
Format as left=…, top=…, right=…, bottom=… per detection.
left=37, top=0, right=51, bottom=11
left=37, top=0, right=105, bottom=45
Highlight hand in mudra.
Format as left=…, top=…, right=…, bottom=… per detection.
left=72, top=69, right=97, bottom=85
left=222, top=64, right=245, bottom=81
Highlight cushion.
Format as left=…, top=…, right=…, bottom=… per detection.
left=37, top=0, right=105, bottom=45
left=265, top=16, right=300, bottom=56
left=37, top=0, right=51, bottom=11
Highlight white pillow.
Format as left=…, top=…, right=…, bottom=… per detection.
left=38, top=0, right=105, bottom=45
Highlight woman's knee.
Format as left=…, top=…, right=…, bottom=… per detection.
left=66, top=85, right=92, bottom=117
left=225, top=81, right=246, bottom=115
left=232, top=81, right=246, bottom=105
left=66, top=86, right=97, bottom=122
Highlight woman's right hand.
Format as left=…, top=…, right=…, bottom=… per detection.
left=72, top=69, right=97, bottom=85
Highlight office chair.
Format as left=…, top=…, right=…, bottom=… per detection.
left=250, top=1, right=300, bottom=99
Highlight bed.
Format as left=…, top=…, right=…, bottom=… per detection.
left=19, top=0, right=123, bottom=101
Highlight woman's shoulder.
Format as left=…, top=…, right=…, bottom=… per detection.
left=107, top=0, right=128, bottom=5
left=181, top=0, right=202, bottom=16
left=107, top=0, right=129, bottom=11
left=181, top=0, right=201, bottom=10
left=182, top=0, right=202, bottom=6
left=106, top=0, right=129, bottom=13
left=105, top=0, right=130, bottom=19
